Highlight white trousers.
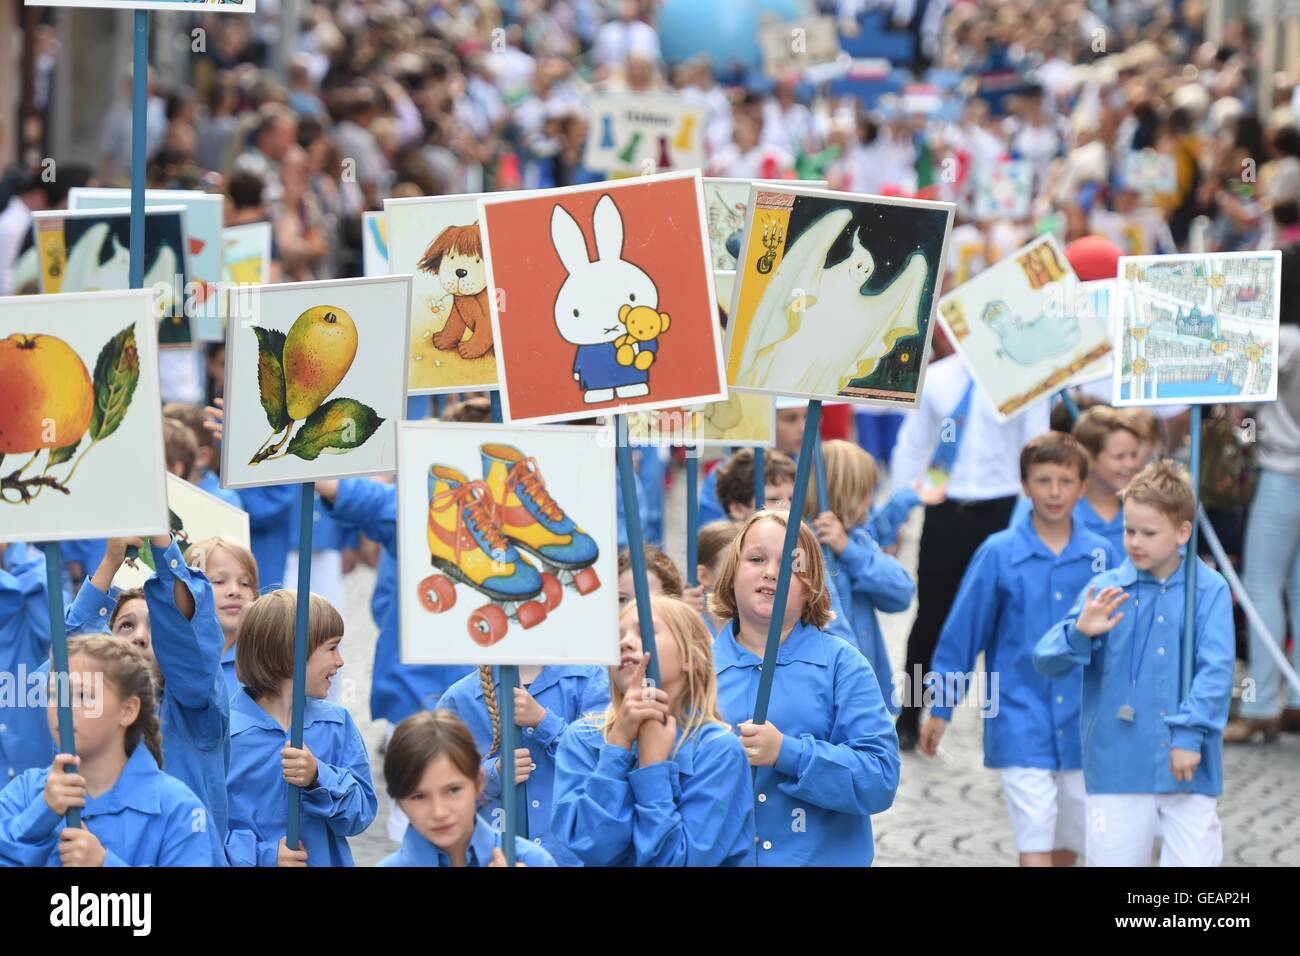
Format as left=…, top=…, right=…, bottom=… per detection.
left=1085, top=793, right=1222, bottom=867
left=1000, top=768, right=1086, bottom=854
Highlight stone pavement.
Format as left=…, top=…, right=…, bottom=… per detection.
left=337, top=462, right=1300, bottom=867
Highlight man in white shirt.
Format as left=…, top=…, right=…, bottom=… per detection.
left=593, top=0, right=662, bottom=69
left=889, top=352, right=1050, bottom=749
left=0, top=174, right=54, bottom=296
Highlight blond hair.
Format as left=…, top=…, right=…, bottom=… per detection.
left=64, top=633, right=163, bottom=767
left=478, top=666, right=502, bottom=758
left=708, top=511, right=834, bottom=630
left=191, top=536, right=260, bottom=596
left=1119, top=460, right=1195, bottom=527
left=802, top=439, right=877, bottom=529
left=602, top=596, right=728, bottom=756
left=235, top=590, right=344, bottom=699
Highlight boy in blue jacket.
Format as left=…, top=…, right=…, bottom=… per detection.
left=1034, top=460, right=1234, bottom=867
left=920, top=433, right=1116, bottom=866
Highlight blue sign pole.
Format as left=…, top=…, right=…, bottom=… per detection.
left=686, top=449, right=699, bottom=586
left=42, top=543, right=80, bottom=828
left=616, top=417, right=661, bottom=687
left=751, top=400, right=822, bottom=726
left=1181, top=405, right=1203, bottom=701
left=487, top=389, right=525, bottom=863
left=285, top=481, right=315, bottom=853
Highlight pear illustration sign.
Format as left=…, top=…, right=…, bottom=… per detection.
left=221, top=275, right=413, bottom=489
left=397, top=420, right=619, bottom=666
left=0, top=289, right=168, bottom=544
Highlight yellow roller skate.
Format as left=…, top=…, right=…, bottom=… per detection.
left=480, top=443, right=601, bottom=612
left=420, top=464, right=547, bottom=647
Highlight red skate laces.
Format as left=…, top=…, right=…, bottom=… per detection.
left=431, top=479, right=510, bottom=560
left=505, top=458, right=563, bottom=522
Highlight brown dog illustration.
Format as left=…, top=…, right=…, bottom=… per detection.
left=417, top=222, right=493, bottom=360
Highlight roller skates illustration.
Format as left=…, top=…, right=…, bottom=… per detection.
left=480, top=443, right=600, bottom=612
left=419, top=464, right=549, bottom=647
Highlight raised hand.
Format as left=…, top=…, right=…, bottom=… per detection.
left=1075, top=586, right=1130, bottom=637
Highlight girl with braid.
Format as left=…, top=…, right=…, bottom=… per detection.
left=0, top=634, right=212, bottom=866
left=437, top=661, right=608, bottom=866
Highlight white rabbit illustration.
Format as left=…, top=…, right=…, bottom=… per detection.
left=550, top=193, right=661, bottom=404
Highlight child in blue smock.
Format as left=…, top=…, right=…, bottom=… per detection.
left=808, top=440, right=917, bottom=711
left=682, top=521, right=743, bottom=638
left=0, top=633, right=212, bottom=866
left=1069, top=406, right=1146, bottom=555
left=553, top=595, right=756, bottom=866
left=438, top=663, right=608, bottom=866
left=0, top=544, right=54, bottom=784
left=225, top=589, right=377, bottom=866
left=710, top=511, right=900, bottom=866
left=1034, top=461, right=1234, bottom=867
left=188, top=537, right=259, bottom=701
left=379, top=710, right=555, bottom=867
left=921, top=433, right=1117, bottom=866
left=63, top=535, right=230, bottom=866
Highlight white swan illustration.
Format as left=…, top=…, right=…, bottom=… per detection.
left=736, top=209, right=929, bottom=395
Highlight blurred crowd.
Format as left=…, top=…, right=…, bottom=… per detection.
left=2, top=0, right=1299, bottom=296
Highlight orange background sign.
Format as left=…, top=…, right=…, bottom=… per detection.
left=481, top=175, right=724, bottom=424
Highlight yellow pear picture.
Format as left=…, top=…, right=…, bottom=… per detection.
left=284, top=306, right=358, bottom=420
left=248, top=303, right=384, bottom=466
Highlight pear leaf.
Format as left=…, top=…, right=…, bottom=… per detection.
left=285, top=398, right=384, bottom=461
left=89, top=323, right=141, bottom=442
left=252, top=327, right=290, bottom=432
left=46, top=436, right=81, bottom=468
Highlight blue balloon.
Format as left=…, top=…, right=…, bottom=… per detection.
left=657, top=0, right=802, bottom=74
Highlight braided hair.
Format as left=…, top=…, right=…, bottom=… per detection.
left=478, top=665, right=501, bottom=757
left=65, top=633, right=163, bottom=767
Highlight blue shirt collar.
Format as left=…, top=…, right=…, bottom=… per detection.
left=399, top=814, right=498, bottom=867
left=1077, top=495, right=1123, bottom=529
left=712, top=619, right=827, bottom=672
left=1111, top=550, right=1190, bottom=589
left=86, top=743, right=164, bottom=816
left=228, top=686, right=344, bottom=735
left=1010, top=512, right=1098, bottom=566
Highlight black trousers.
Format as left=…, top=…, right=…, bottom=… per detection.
left=897, top=495, right=1018, bottom=732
